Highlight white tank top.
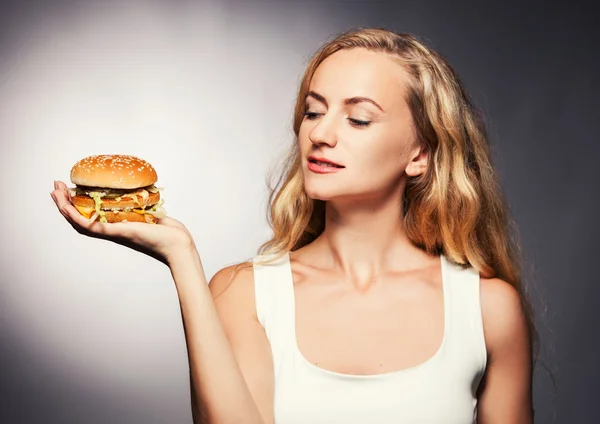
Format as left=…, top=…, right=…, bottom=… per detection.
left=253, top=252, right=487, bottom=424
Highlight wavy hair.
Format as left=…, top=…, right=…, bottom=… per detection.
left=233, top=27, right=539, bottom=362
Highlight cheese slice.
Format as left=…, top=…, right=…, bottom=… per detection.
left=74, top=205, right=94, bottom=219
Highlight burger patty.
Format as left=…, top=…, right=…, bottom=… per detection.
left=101, top=210, right=159, bottom=223
left=71, top=191, right=160, bottom=210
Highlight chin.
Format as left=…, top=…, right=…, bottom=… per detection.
left=303, top=184, right=345, bottom=202
left=302, top=172, right=359, bottom=202
left=303, top=186, right=329, bottom=201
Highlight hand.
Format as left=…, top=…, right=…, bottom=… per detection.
left=50, top=180, right=194, bottom=265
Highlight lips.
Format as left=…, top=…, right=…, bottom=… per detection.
left=307, top=156, right=344, bottom=168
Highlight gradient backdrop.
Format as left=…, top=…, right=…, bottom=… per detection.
left=1, top=0, right=597, bottom=423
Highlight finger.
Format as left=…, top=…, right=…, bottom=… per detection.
left=56, top=181, right=73, bottom=200
left=51, top=186, right=72, bottom=209
left=54, top=180, right=68, bottom=190
left=50, top=187, right=107, bottom=234
left=53, top=181, right=70, bottom=196
left=52, top=193, right=145, bottom=240
left=53, top=191, right=86, bottom=225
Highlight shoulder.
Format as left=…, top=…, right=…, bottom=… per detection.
left=479, top=276, right=530, bottom=358
left=209, top=262, right=257, bottom=319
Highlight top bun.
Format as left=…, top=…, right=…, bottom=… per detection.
left=70, top=154, right=158, bottom=189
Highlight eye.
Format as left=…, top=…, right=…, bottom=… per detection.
left=303, top=111, right=321, bottom=120
left=348, top=118, right=371, bottom=127
left=303, top=111, right=371, bottom=128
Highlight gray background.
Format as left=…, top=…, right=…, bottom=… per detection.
left=1, top=0, right=597, bottom=423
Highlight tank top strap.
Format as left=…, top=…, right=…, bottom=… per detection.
left=252, top=252, right=296, bottom=367
left=441, top=256, right=488, bottom=371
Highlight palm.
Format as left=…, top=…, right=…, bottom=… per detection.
left=51, top=181, right=193, bottom=264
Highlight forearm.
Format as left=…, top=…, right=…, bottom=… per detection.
left=168, top=247, right=264, bottom=424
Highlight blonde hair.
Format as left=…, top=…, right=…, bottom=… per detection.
left=233, top=27, right=539, bottom=361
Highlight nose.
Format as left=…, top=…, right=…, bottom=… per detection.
left=308, top=114, right=338, bottom=147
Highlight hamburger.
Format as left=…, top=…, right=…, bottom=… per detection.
left=69, top=154, right=166, bottom=223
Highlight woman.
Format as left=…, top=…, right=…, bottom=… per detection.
left=51, top=28, right=534, bottom=423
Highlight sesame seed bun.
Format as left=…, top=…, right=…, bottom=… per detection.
left=70, top=154, right=158, bottom=189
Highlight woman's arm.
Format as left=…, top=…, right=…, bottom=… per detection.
left=477, top=277, right=534, bottom=424
left=51, top=182, right=273, bottom=424
left=169, top=249, right=274, bottom=424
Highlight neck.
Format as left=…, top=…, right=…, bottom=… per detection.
left=311, top=188, right=432, bottom=287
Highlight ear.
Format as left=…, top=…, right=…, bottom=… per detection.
left=405, top=144, right=429, bottom=177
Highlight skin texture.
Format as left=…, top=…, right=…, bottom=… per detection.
left=211, top=48, right=532, bottom=423
left=51, top=47, right=532, bottom=423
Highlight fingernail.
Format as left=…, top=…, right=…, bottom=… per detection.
left=53, top=181, right=58, bottom=190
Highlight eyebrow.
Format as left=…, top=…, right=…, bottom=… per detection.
left=306, top=90, right=385, bottom=112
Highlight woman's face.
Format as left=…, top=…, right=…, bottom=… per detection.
left=298, top=48, right=427, bottom=202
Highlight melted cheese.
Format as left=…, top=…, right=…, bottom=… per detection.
left=74, top=205, right=94, bottom=219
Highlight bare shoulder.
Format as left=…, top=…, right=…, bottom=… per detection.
left=209, top=263, right=257, bottom=318
left=479, top=275, right=531, bottom=358
left=476, top=276, right=533, bottom=421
